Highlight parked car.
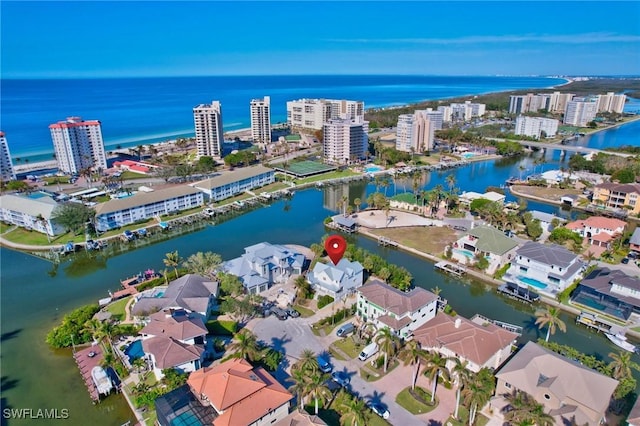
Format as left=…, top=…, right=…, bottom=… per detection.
left=622, top=258, right=630, bottom=264
left=285, top=307, right=300, bottom=318
left=336, top=322, right=355, bottom=338
left=270, top=306, right=288, bottom=320
left=453, top=225, right=467, bottom=231
left=368, top=402, right=390, bottom=419
left=331, top=371, right=350, bottom=387
left=317, top=356, right=333, bottom=373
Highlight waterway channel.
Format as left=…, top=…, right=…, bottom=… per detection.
left=1, top=126, right=640, bottom=425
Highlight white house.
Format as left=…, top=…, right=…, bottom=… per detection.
left=307, top=258, right=364, bottom=299
left=458, top=191, right=506, bottom=207
left=140, top=309, right=207, bottom=380
left=530, top=210, right=565, bottom=232
left=413, top=314, right=519, bottom=372
left=94, top=186, right=204, bottom=232
left=222, top=242, right=306, bottom=294
left=566, top=216, right=626, bottom=250
left=452, top=225, right=519, bottom=274
left=0, top=193, right=65, bottom=236
left=357, top=279, right=438, bottom=339
left=505, top=241, right=584, bottom=296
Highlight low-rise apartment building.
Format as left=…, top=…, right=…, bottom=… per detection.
left=593, top=182, right=640, bottom=215
left=191, top=166, right=275, bottom=202
left=0, top=193, right=65, bottom=236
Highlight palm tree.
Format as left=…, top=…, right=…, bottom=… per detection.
left=608, top=351, right=634, bottom=380
left=354, top=197, right=362, bottom=212
left=503, top=390, right=554, bottom=426
left=462, top=369, right=493, bottom=426
left=423, top=351, right=451, bottom=403
left=182, top=251, right=222, bottom=277
left=446, top=174, right=457, bottom=194
left=340, top=394, right=367, bottom=426
left=294, top=349, right=319, bottom=374
left=398, top=339, right=426, bottom=390
left=374, top=327, right=398, bottom=373
left=451, top=358, right=471, bottom=420
left=534, top=307, right=566, bottom=342
left=163, top=250, right=183, bottom=278
left=83, top=319, right=104, bottom=342
left=228, top=329, right=261, bottom=361
left=305, top=371, right=331, bottom=415
left=288, top=368, right=308, bottom=410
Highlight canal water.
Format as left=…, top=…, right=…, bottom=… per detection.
left=1, top=126, right=640, bottom=425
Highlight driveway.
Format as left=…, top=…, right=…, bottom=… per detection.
left=248, top=314, right=456, bottom=425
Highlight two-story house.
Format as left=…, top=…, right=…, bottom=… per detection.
left=187, top=358, right=293, bottom=426
left=492, top=342, right=618, bottom=426
left=452, top=225, right=519, bottom=274
left=357, top=279, right=438, bottom=339
left=566, top=216, right=626, bottom=254
left=222, top=242, right=306, bottom=294
left=505, top=241, right=584, bottom=296
left=307, top=258, right=364, bottom=299
left=571, top=267, right=640, bottom=321
left=140, top=309, right=208, bottom=380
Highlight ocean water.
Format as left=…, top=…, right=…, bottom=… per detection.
left=1, top=75, right=567, bottom=162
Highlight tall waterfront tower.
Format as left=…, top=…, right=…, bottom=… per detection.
left=0, top=132, right=16, bottom=181
left=250, top=96, right=271, bottom=144
left=49, top=117, right=107, bottom=175
left=193, top=101, right=224, bottom=159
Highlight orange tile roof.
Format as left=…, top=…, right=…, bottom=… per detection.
left=188, top=358, right=293, bottom=426
left=566, top=216, right=626, bottom=232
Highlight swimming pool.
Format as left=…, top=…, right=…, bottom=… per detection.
left=154, top=291, right=165, bottom=298
left=364, top=165, right=384, bottom=173
left=461, top=153, right=476, bottom=159
left=453, top=248, right=475, bottom=259
left=518, top=276, right=548, bottom=289
left=27, top=192, right=48, bottom=199
left=124, top=340, right=145, bottom=361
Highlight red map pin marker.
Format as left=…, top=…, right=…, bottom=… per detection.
left=325, top=235, right=347, bottom=266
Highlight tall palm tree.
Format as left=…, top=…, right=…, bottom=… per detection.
left=534, top=307, right=566, bottom=342
left=423, top=351, right=451, bottom=403
left=287, top=368, right=308, bottom=410
left=163, top=250, right=183, bottom=278
left=446, top=174, right=456, bottom=194
left=294, top=349, right=319, bottom=374
left=354, top=198, right=362, bottom=212
left=503, top=390, right=554, bottom=426
left=374, top=327, right=398, bottom=373
left=182, top=251, right=222, bottom=277
left=83, top=319, right=105, bottom=342
left=412, top=173, right=422, bottom=204
left=451, top=358, right=471, bottom=420
left=340, top=394, right=367, bottom=426
left=398, top=339, right=425, bottom=390
left=462, top=370, right=492, bottom=426
left=228, top=329, right=261, bottom=361
left=608, top=350, right=634, bottom=380
left=305, top=371, right=331, bottom=415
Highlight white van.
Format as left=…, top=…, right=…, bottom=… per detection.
left=358, top=342, right=378, bottom=361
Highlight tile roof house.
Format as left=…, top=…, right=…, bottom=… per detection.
left=566, top=216, right=626, bottom=249
left=274, top=410, right=327, bottom=426
left=155, top=384, right=218, bottom=426
left=187, top=358, right=293, bottom=426
left=505, top=241, right=584, bottom=296
left=222, top=242, right=306, bottom=294
left=492, top=341, right=618, bottom=426
left=140, top=309, right=208, bottom=380
left=131, top=274, right=219, bottom=321
left=0, top=193, right=65, bottom=236
left=452, top=225, right=519, bottom=274
left=571, top=267, right=640, bottom=320
left=357, top=280, right=438, bottom=339
left=308, top=258, right=364, bottom=299
left=412, top=313, right=518, bottom=372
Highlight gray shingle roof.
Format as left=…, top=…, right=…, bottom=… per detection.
left=94, top=186, right=202, bottom=215
left=468, top=225, right=519, bottom=255
left=132, top=274, right=217, bottom=316
left=630, top=228, right=640, bottom=246
left=192, top=165, right=274, bottom=190
left=516, top=241, right=578, bottom=268
left=358, top=279, right=437, bottom=316
left=0, top=193, right=59, bottom=220
left=577, top=267, right=640, bottom=309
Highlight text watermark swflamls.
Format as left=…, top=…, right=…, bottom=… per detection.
left=3, top=408, right=70, bottom=420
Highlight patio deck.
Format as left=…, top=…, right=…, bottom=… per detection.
left=73, top=345, right=106, bottom=402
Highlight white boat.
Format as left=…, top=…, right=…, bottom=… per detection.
left=91, top=366, right=113, bottom=395
left=605, top=332, right=636, bottom=352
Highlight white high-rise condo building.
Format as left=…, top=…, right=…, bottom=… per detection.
left=437, top=106, right=452, bottom=122
left=450, top=103, right=473, bottom=121
left=49, top=117, right=107, bottom=175
left=601, top=93, right=627, bottom=114
left=395, top=111, right=434, bottom=153
left=564, top=98, right=598, bottom=127
left=0, top=132, right=16, bottom=181
left=423, top=108, right=444, bottom=130
left=193, top=101, right=224, bottom=159
left=286, top=99, right=364, bottom=131
left=323, top=118, right=368, bottom=164
left=514, top=116, right=559, bottom=139
left=250, top=96, right=271, bottom=144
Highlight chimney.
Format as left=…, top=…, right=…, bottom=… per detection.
left=454, top=318, right=461, bottom=329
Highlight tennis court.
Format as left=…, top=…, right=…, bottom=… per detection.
left=275, top=160, right=337, bottom=177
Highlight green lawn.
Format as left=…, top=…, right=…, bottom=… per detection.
left=206, top=320, right=238, bottom=335
left=330, top=336, right=364, bottom=359
left=105, top=296, right=131, bottom=321
left=0, top=222, right=15, bottom=234
left=292, top=169, right=360, bottom=185
left=446, top=405, right=489, bottom=426
left=120, top=171, right=149, bottom=180
left=292, top=303, right=315, bottom=318
left=395, top=386, right=438, bottom=415
left=2, top=227, right=84, bottom=246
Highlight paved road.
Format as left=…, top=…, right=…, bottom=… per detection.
left=249, top=314, right=448, bottom=425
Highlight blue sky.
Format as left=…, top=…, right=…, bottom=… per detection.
left=2, top=1, right=639, bottom=78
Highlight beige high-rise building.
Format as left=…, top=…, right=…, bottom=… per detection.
left=49, top=117, right=107, bottom=175
left=286, top=99, right=364, bottom=131
left=193, top=101, right=224, bottom=159
left=396, top=111, right=434, bottom=153
left=611, top=94, right=627, bottom=114
left=563, top=98, right=598, bottom=127
left=250, top=96, right=271, bottom=144
left=0, top=132, right=16, bottom=181
left=323, top=118, right=368, bottom=164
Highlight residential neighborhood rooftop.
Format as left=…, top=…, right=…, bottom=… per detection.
left=516, top=240, right=579, bottom=269
left=358, top=279, right=437, bottom=316
left=468, top=225, right=518, bottom=255
left=191, top=165, right=274, bottom=190
left=140, top=310, right=208, bottom=341
left=94, top=185, right=202, bottom=215
left=0, top=193, right=59, bottom=219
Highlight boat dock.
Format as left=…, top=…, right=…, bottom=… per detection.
left=575, top=311, right=614, bottom=333
left=471, top=314, right=523, bottom=335
left=434, top=261, right=467, bottom=277
left=73, top=345, right=107, bottom=403
left=377, top=236, right=398, bottom=247
left=497, top=282, right=540, bottom=303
